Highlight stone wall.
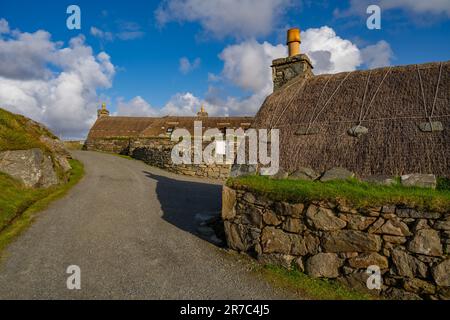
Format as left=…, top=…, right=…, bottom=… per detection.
left=130, top=137, right=231, bottom=180
left=86, top=137, right=231, bottom=180
left=222, top=186, right=450, bottom=300
left=84, top=138, right=131, bottom=154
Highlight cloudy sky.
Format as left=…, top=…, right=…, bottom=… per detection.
left=0, top=0, right=449, bottom=139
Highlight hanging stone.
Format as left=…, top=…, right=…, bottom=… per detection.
left=295, top=124, right=320, bottom=135
left=419, top=121, right=443, bottom=132
left=347, top=125, right=369, bottom=138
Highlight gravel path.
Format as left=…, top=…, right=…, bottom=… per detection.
left=0, top=151, right=299, bottom=299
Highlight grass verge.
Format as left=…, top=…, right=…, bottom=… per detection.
left=0, top=159, right=84, bottom=256
left=261, top=265, right=376, bottom=300
left=227, top=175, right=450, bottom=212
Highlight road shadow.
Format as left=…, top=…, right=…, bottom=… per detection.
left=142, top=171, right=225, bottom=246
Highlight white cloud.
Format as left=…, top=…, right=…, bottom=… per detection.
left=90, top=22, right=144, bottom=42
left=179, top=57, right=201, bottom=74
left=301, top=26, right=362, bottom=74
left=155, top=0, right=296, bottom=40
left=220, top=40, right=286, bottom=93
left=90, top=26, right=113, bottom=42
left=0, top=18, right=9, bottom=34
left=119, top=26, right=393, bottom=119
left=361, top=40, right=394, bottom=69
left=0, top=20, right=115, bottom=139
left=116, top=96, right=160, bottom=117
left=336, top=0, right=450, bottom=17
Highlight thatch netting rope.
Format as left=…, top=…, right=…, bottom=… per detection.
left=430, top=62, right=443, bottom=120
left=360, top=66, right=393, bottom=124
left=358, top=70, right=371, bottom=126
left=271, top=78, right=307, bottom=128
left=272, top=114, right=450, bottom=128
left=306, top=72, right=351, bottom=134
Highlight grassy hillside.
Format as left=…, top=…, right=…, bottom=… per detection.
left=0, top=108, right=56, bottom=152
left=0, top=159, right=84, bottom=253
left=0, top=108, right=85, bottom=254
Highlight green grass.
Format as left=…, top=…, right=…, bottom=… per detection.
left=0, top=108, right=56, bottom=152
left=0, top=159, right=84, bottom=255
left=262, top=265, right=375, bottom=300
left=227, top=175, right=450, bottom=212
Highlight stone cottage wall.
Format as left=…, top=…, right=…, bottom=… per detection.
left=129, top=137, right=231, bottom=180
left=84, top=137, right=232, bottom=179
left=222, top=186, right=450, bottom=300
left=84, top=138, right=131, bottom=154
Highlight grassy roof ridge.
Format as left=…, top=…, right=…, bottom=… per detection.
left=227, top=176, right=450, bottom=213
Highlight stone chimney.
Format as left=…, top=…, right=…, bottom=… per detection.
left=97, top=102, right=110, bottom=118
left=271, top=28, right=314, bottom=91
left=196, top=104, right=209, bottom=117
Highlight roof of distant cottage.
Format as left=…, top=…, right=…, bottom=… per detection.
left=86, top=115, right=254, bottom=140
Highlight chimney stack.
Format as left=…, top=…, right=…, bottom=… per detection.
left=287, top=28, right=301, bottom=57
left=271, top=27, right=314, bottom=91
left=97, top=102, right=110, bottom=118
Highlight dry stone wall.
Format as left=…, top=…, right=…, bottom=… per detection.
left=130, top=138, right=231, bottom=179
left=86, top=137, right=231, bottom=179
left=222, top=186, right=450, bottom=300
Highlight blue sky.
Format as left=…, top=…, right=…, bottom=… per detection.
left=0, top=0, right=449, bottom=138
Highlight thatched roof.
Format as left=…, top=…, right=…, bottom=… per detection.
left=86, top=117, right=157, bottom=139
left=253, top=61, right=450, bottom=178
left=139, top=116, right=253, bottom=137
left=87, top=115, right=253, bottom=140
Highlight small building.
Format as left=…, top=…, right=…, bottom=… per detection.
left=85, top=105, right=253, bottom=179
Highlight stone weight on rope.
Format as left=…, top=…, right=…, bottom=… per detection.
left=419, top=121, right=443, bottom=132
left=347, top=125, right=369, bottom=138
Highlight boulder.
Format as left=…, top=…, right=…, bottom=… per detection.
left=282, top=217, right=305, bottom=233
left=348, top=252, right=389, bottom=269
left=224, top=222, right=260, bottom=252
left=376, top=219, right=411, bottom=236
left=432, top=259, right=450, bottom=287
left=0, top=148, right=58, bottom=188
left=261, top=227, right=291, bottom=254
left=401, top=174, right=437, bottom=189
left=404, top=279, right=436, bottom=295
left=305, top=253, right=342, bottom=278
left=290, top=233, right=320, bottom=256
left=396, top=208, right=441, bottom=219
left=322, top=230, right=382, bottom=253
left=273, top=202, right=304, bottom=217
left=262, top=211, right=282, bottom=226
left=408, top=229, right=443, bottom=257
left=363, top=175, right=396, bottom=186
left=339, top=214, right=376, bottom=231
left=289, top=167, right=320, bottom=181
left=385, top=288, right=422, bottom=300
left=269, top=168, right=289, bottom=180
left=391, top=249, right=428, bottom=278
left=306, top=205, right=346, bottom=231
left=229, top=164, right=257, bottom=178
left=258, top=254, right=295, bottom=269
left=320, top=167, right=355, bottom=182
left=221, top=186, right=236, bottom=220
left=434, top=217, right=450, bottom=231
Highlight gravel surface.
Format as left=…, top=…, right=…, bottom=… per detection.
left=0, top=151, right=300, bottom=299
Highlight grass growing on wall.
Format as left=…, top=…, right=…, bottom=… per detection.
left=262, top=265, right=376, bottom=300
left=0, top=159, right=84, bottom=255
left=227, top=175, right=450, bottom=212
